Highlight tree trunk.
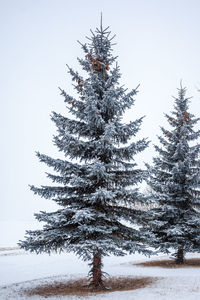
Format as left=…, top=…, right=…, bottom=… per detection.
left=93, top=253, right=102, bottom=287
left=176, top=247, right=184, bottom=264
left=89, top=252, right=104, bottom=289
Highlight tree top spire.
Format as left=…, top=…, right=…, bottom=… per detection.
left=100, top=12, right=103, bottom=32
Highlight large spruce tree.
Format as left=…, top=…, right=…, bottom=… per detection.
left=145, top=84, right=200, bottom=264
left=19, top=20, right=149, bottom=287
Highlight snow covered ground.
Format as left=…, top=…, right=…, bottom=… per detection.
left=1, top=247, right=200, bottom=300
left=0, top=221, right=199, bottom=299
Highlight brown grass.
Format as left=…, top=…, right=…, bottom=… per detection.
left=135, top=258, right=200, bottom=268
left=24, top=277, right=158, bottom=297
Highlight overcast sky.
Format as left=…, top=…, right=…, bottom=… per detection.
left=1, top=0, right=200, bottom=226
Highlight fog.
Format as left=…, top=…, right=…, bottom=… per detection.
left=0, top=0, right=200, bottom=243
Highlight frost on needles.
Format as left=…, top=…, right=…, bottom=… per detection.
left=145, top=84, right=200, bottom=264
left=18, top=20, right=149, bottom=288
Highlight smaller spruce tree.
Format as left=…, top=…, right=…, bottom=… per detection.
left=145, top=84, right=200, bottom=264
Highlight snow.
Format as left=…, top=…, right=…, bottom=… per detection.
left=1, top=247, right=200, bottom=299
left=1, top=222, right=200, bottom=299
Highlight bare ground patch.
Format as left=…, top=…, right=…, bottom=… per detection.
left=24, top=276, right=159, bottom=297
left=0, top=252, right=27, bottom=257
left=0, top=247, right=19, bottom=252
left=0, top=247, right=26, bottom=257
left=134, top=258, right=200, bottom=268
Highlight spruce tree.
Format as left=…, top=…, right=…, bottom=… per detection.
left=19, top=19, right=149, bottom=287
left=145, top=84, right=200, bottom=264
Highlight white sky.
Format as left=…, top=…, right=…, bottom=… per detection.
left=1, top=0, right=200, bottom=224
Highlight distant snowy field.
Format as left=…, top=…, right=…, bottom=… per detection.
left=1, top=221, right=200, bottom=299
